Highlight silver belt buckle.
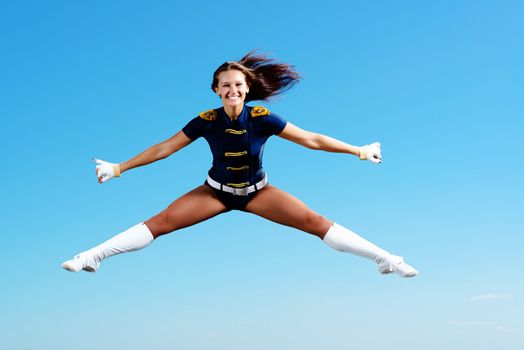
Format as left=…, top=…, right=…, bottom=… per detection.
left=232, top=187, right=249, bottom=196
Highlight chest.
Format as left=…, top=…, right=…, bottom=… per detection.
left=202, top=118, right=268, bottom=155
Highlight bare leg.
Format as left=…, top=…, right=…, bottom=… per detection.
left=245, top=185, right=418, bottom=277
left=62, top=185, right=227, bottom=272
left=145, top=185, right=227, bottom=238
left=245, top=185, right=333, bottom=238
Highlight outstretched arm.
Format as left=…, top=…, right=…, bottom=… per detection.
left=279, top=123, right=357, bottom=154
left=96, top=130, right=193, bottom=183
left=119, top=131, right=193, bottom=173
left=278, top=123, right=381, bottom=163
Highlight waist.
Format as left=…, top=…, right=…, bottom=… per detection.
left=206, top=174, right=268, bottom=196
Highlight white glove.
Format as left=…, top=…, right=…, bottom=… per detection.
left=359, top=142, right=382, bottom=164
left=94, top=158, right=121, bottom=183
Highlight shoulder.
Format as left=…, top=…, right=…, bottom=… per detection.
left=248, top=105, right=287, bottom=135
left=198, top=108, right=217, bottom=121
left=249, top=105, right=286, bottom=123
left=250, top=105, right=271, bottom=118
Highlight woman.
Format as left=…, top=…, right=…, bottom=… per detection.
left=62, top=51, right=418, bottom=277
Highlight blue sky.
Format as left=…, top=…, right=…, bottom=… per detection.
left=1, top=0, right=523, bottom=349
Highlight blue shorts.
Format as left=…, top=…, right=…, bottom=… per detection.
left=204, top=181, right=259, bottom=211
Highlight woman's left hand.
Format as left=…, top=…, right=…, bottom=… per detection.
left=359, top=142, right=382, bottom=164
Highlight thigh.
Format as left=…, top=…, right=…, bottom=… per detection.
left=245, top=185, right=332, bottom=238
left=145, top=185, right=228, bottom=237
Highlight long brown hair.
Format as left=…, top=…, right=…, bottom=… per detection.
left=211, top=50, right=301, bottom=102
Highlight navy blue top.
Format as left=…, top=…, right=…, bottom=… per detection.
left=182, top=105, right=287, bottom=187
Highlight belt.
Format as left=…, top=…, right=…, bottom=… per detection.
left=207, top=175, right=268, bottom=196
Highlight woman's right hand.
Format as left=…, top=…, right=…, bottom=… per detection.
left=94, top=158, right=121, bottom=183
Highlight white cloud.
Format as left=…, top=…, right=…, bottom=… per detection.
left=471, top=293, right=512, bottom=301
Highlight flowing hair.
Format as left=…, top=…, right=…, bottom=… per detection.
left=211, top=50, right=301, bottom=102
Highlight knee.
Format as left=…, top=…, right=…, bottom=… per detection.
left=302, top=212, right=332, bottom=236
left=146, top=210, right=179, bottom=237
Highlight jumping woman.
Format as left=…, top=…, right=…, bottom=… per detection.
left=62, top=51, right=418, bottom=277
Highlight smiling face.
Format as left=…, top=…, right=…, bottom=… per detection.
left=214, top=69, right=250, bottom=109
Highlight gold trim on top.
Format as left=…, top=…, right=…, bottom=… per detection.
left=225, top=128, right=247, bottom=135
left=250, top=106, right=270, bottom=117
left=198, top=109, right=217, bottom=121
left=224, top=151, right=247, bottom=157
left=226, top=165, right=250, bottom=171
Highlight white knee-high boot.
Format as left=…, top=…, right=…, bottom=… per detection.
left=61, top=223, right=154, bottom=273
left=323, top=223, right=418, bottom=277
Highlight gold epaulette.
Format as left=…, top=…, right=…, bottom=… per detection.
left=198, top=109, right=217, bottom=121
left=250, top=106, right=270, bottom=118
